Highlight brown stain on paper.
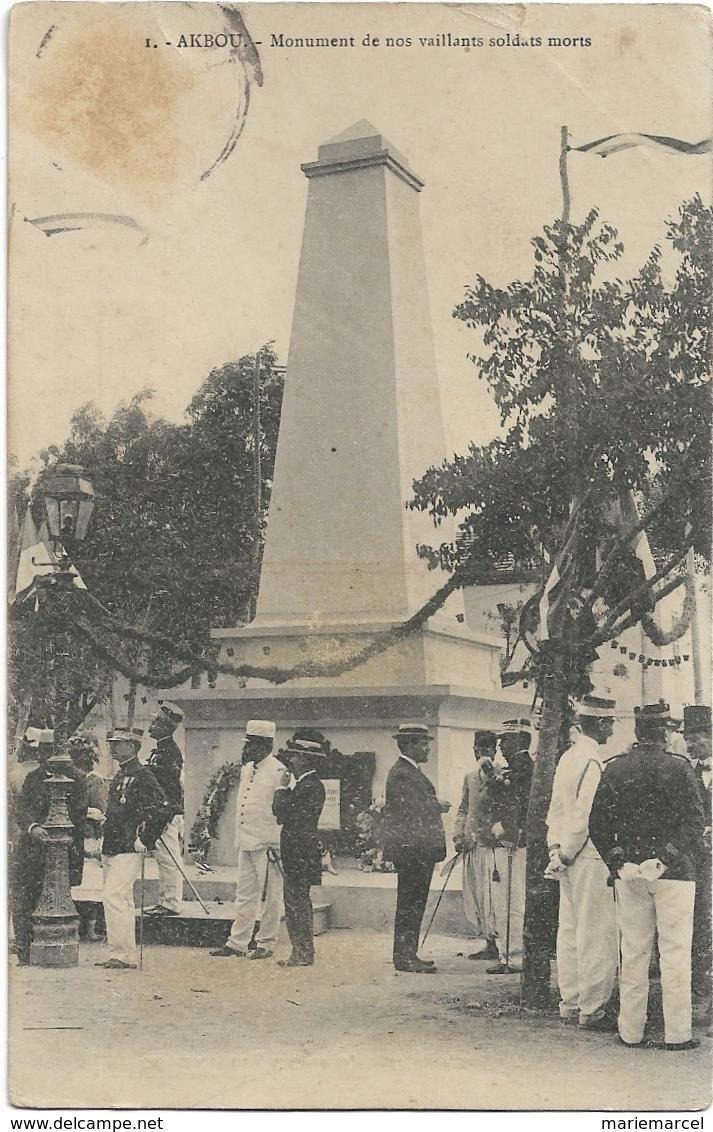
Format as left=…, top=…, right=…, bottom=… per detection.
left=22, top=10, right=196, bottom=196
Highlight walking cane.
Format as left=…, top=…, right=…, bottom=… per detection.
left=250, top=849, right=274, bottom=947
left=504, top=846, right=514, bottom=972
left=139, top=852, right=145, bottom=970
left=157, top=835, right=211, bottom=915
left=421, top=852, right=461, bottom=948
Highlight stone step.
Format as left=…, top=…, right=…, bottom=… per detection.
left=133, top=899, right=331, bottom=948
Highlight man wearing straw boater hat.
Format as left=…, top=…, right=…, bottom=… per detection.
left=144, top=701, right=185, bottom=919
left=97, top=728, right=171, bottom=970
left=590, top=701, right=705, bottom=1050
left=209, top=719, right=285, bottom=960
left=546, top=693, right=619, bottom=1031
left=384, top=724, right=448, bottom=974
left=273, top=729, right=327, bottom=967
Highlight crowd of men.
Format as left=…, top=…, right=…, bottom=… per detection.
left=9, top=693, right=711, bottom=1050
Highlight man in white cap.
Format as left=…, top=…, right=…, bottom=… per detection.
left=209, top=719, right=286, bottom=960
left=545, top=693, right=619, bottom=1030
left=97, top=729, right=171, bottom=970
left=144, top=701, right=185, bottom=919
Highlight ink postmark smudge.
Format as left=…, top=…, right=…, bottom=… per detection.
left=25, top=4, right=261, bottom=197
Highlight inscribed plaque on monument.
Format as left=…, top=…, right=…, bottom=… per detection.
left=7, top=0, right=712, bottom=1114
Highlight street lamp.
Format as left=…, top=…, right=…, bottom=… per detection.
left=30, top=464, right=95, bottom=968
left=41, top=463, right=95, bottom=561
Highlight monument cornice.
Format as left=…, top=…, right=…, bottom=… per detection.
left=301, top=151, right=424, bottom=192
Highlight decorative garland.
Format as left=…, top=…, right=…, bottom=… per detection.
left=640, top=571, right=696, bottom=647
left=188, top=761, right=242, bottom=865
left=56, top=567, right=468, bottom=689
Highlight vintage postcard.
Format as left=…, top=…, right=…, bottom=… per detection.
left=7, top=0, right=713, bottom=1112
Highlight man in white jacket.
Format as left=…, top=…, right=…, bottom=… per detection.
left=209, top=720, right=288, bottom=960
left=546, top=693, right=619, bottom=1031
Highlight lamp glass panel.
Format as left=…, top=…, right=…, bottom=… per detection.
left=75, top=497, right=94, bottom=542
left=43, top=497, right=61, bottom=540
left=59, top=499, right=80, bottom=540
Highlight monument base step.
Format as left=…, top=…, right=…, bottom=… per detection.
left=131, top=900, right=331, bottom=948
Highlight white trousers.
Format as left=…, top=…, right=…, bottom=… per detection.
left=154, top=814, right=184, bottom=912
left=491, top=846, right=526, bottom=966
left=227, top=848, right=283, bottom=952
left=615, top=877, right=696, bottom=1045
left=102, top=853, right=141, bottom=965
left=462, top=846, right=497, bottom=939
left=556, top=852, right=618, bottom=1017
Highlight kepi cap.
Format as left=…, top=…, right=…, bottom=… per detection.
left=156, top=700, right=184, bottom=725
left=246, top=719, right=276, bottom=740
left=107, top=727, right=144, bottom=745
left=499, top=718, right=532, bottom=736
left=635, top=701, right=671, bottom=722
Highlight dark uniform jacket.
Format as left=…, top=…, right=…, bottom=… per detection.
left=488, top=748, right=533, bottom=849
left=273, top=772, right=326, bottom=886
left=589, top=741, right=705, bottom=882
left=103, top=759, right=171, bottom=857
left=383, top=757, right=447, bottom=867
left=14, top=763, right=88, bottom=887
left=147, top=736, right=184, bottom=817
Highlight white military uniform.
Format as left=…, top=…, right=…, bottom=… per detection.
left=547, top=733, right=617, bottom=1021
left=225, top=754, right=285, bottom=954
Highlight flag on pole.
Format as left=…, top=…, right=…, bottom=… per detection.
left=10, top=508, right=86, bottom=604
left=569, top=133, right=712, bottom=159
left=537, top=501, right=581, bottom=642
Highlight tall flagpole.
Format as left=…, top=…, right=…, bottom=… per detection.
left=560, top=125, right=570, bottom=223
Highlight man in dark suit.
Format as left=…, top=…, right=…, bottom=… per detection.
left=384, top=724, right=448, bottom=974
left=273, top=731, right=326, bottom=968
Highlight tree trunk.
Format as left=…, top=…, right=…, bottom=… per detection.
left=521, top=648, right=569, bottom=1007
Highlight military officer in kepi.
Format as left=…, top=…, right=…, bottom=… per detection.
left=97, top=729, right=171, bottom=970
left=545, top=694, right=619, bottom=1031
left=273, top=731, right=327, bottom=967
left=144, top=701, right=185, bottom=919
left=484, top=718, right=533, bottom=975
left=383, top=724, right=449, bottom=974
left=210, top=720, right=286, bottom=960
left=589, top=702, right=705, bottom=1050
left=683, top=704, right=712, bottom=1023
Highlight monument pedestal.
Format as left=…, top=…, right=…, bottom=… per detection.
left=176, top=621, right=529, bottom=859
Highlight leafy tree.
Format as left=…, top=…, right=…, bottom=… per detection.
left=410, top=197, right=711, bottom=1003
left=8, top=347, right=284, bottom=735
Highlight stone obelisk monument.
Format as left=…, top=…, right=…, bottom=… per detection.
left=177, top=122, right=528, bottom=858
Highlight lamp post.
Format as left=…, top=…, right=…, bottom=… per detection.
left=30, top=464, right=95, bottom=968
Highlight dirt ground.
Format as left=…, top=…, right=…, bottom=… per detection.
left=9, top=929, right=712, bottom=1111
